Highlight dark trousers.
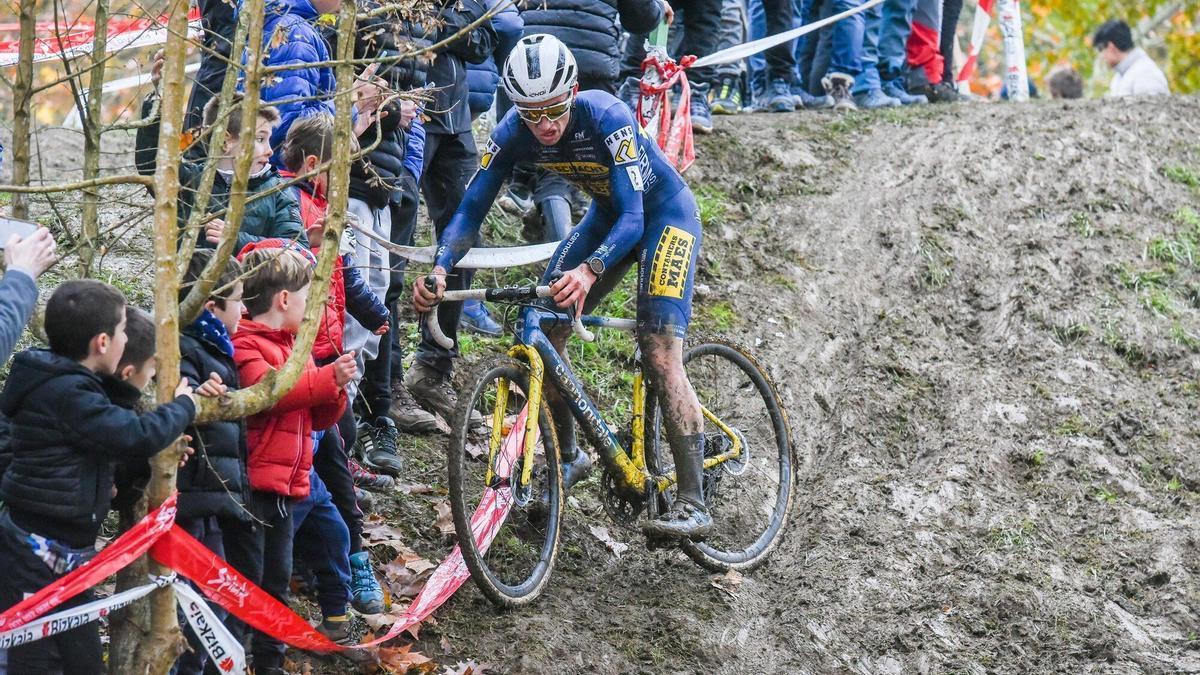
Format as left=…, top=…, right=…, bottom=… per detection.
left=386, top=173, right=421, bottom=382
left=622, top=0, right=724, bottom=84
left=416, top=131, right=479, bottom=374
left=0, top=513, right=101, bottom=675
left=222, top=491, right=293, bottom=670
left=291, top=466, right=352, bottom=617
left=939, top=0, right=963, bottom=84
left=313, top=410, right=363, bottom=555
left=174, top=515, right=234, bottom=675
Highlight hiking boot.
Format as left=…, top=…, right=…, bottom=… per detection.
left=497, top=185, right=534, bottom=216
left=854, top=88, right=901, bottom=109
left=641, top=498, right=713, bottom=540
left=363, top=417, right=403, bottom=477
left=792, top=83, right=835, bottom=109
left=689, top=82, right=713, bottom=134
left=709, top=77, right=741, bottom=115
left=882, top=78, right=928, bottom=105
left=821, top=73, right=857, bottom=111
left=349, top=551, right=386, bottom=615
left=923, top=81, right=965, bottom=103
left=461, top=300, right=502, bottom=336
left=355, top=486, right=374, bottom=513
left=762, top=78, right=796, bottom=113
left=351, top=457, right=395, bottom=491
left=388, top=381, right=440, bottom=434
left=404, top=361, right=485, bottom=432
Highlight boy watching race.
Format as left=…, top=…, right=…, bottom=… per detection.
left=413, top=34, right=712, bottom=539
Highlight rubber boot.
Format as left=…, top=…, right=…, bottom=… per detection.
left=541, top=196, right=573, bottom=243
left=642, top=434, right=713, bottom=539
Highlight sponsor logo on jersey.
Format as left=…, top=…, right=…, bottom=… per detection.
left=649, top=226, right=694, bottom=299
left=540, top=161, right=609, bottom=176
left=626, top=165, right=644, bottom=191
left=604, top=126, right=638, bottom=164
left=479, top=137, right=500, bottom=170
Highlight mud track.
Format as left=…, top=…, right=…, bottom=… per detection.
left=419, top=98, right=1200, bottom=674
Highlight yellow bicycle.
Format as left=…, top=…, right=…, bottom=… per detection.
left=424, top=279, right=795, bottom=607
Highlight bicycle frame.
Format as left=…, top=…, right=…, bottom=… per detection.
left=482, top=302, right=745, bottom=501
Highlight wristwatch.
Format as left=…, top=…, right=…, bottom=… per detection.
left=586, top=256, right=606, bottom=277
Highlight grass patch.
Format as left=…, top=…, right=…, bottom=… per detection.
left=693, top=185, right=730, bottom=229
left=1113, top=263, right=1170, bottom=291
left=1141, top=290, right=1176, bottom=316
left=1054, top=414, right=1097, bottom=437
left=1051, top=321, right=1090, bottom=345
left=1093, top=486, right=1119, bottom=504
left=917, top=233, right=954, bottom=289
left=987, top=518, right=1038, bottom=550
left=1101, top=323, right=1151, bottom=368
left=697, top=300, right=737, bottom=332
left=1175, top=207, right=1200, bottom=229
left=1163, top=165, right=1200, bottom=189
left=566, top=280, right=638, bottom=419
left=0, top=193, right=10, bottom=208
left=1171, top=322, right=1200, bottom=351
left=1069, top=212, right=1095, bottom=238
left=1027, top=449, right=1047, bottom=467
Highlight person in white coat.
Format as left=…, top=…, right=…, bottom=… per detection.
left=1093, top=19, right=1170, bottom=97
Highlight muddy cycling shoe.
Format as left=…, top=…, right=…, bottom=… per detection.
left=641, top=498, right=713, bottom=540
left=534, top=450, right=593, bottom=513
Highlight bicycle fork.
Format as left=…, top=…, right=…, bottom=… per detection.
left=484, top=345, right=544, bottom=497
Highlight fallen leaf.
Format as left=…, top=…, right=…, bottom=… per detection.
left=441, top=661, right=495, bottom=675
left=464, top=439, right=487, bottom=460
left=363, top=611, right=405, bottom=633
left=397, top=482, right=444, bottom=495
left=709, top=569, right=743, bottom=596
left=406, top=557, right=437, bottom=575
left=589, top=525, right=628, bottom=558
left=363, top=515, right=411, bottom=550
left=382, top=551, right=435, bottom=599
left=433, top=500, right=455, bottom=537
left=439, top=636, right=453, bottom=654
left=377, top=644, right=436, bottom=674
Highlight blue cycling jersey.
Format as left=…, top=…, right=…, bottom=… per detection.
left=434, top=90, right=689, bottom=272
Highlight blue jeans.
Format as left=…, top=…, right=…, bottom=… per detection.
left=852, top=2, right=883, bottom=93
left=878, top=0, right=917, bottom=79
left=825, top=0, right=866, bottom=77
left=292, top=461, right=352, bottom=618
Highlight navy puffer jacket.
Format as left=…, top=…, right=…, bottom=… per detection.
left=520, top=0, right=663, bottom=83
left=321, top=5, right=432, bottom=208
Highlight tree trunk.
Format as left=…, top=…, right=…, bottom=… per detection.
left=124, top=3, right=193, bottom=672
left=78, top=0, right=111, bottom=276
left=9, top=0, right=36, bottom=219
left=107, top=495, right=152, bottom=674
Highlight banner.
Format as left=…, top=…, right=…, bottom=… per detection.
left=0, top=9, right=201, bottom=68
left=174, top=580, right=247, bottom=673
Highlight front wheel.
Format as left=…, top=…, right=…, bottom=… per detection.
left=648, top=340, right=795, bottom=572
left=448, top=357, right=562, bottom=607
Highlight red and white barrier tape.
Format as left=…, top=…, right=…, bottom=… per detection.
left=956, top=0, right=994, bottom=85
left=0, top=415, right=532, bottom=670
left=0, top=9, right=201, bottom=68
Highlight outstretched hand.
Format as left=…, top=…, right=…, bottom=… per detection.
left=550, top=264, right=597, bottom=317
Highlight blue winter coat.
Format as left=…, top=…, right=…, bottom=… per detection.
left=242, top=0, right=338, bottom=166
left=521, top=0, right=662, bottom=84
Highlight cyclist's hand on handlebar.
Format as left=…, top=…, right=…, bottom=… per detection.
left=413, top=268, right=447, bottom=314
left=550, top=264, right=596, bottom=318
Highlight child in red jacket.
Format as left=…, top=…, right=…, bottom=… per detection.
left=231, top=246, right=359, bottom=669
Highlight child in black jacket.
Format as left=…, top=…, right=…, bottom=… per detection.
left=0, top=281, right=201, bottom=674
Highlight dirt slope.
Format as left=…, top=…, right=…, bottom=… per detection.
left=415, top=97, right=1200, bottom=674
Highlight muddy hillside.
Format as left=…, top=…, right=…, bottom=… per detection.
left=407, top=97, right=1200, bottom=674
left=9, top=96, right=1200, bottom=673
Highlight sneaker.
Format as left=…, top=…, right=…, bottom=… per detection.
left=364, top=417, right=403, bottom=477
left=317, top=614, right=354, bottom=643
left=853, top=88, right=901, bottom=109
left=689, top=82, right=713, bottom=134
left=351, top=457, right=395, bottom=491
left=355, top=486, right=374, bottom=513
left=792, top=83, right=835, bottom=109
left=709, top=77, right=741, bottom=115
left=762, top=78, right=796, bottom=113
left=497, top=185, right=534, bottom=217
left=461, top=300, right=502, bottom=336
left=403, top=361, right=485, bottom=431
left=349, top=551, right=386, bottom=615
left=881, top=78, right=928, bottom=105
left=388, top=381, right=441, bottom=434
left=821, top=73, right=857, bottom=111
left=641, top=498, right=713, bottom=540
left=922, top=81, right=965, bottom=103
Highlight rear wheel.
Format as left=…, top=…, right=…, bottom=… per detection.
left=448, top=357, right=562, bottom=606
left=648, top=340, right=794, bottom=571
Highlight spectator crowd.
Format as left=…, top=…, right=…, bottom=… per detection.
left=0, top=0, right=1176, bottom=672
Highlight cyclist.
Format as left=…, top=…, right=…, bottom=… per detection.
left=412, top=34, right=711, bottom=539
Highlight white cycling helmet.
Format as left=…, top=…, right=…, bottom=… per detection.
left=501, top=34, right=578, bottom=105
